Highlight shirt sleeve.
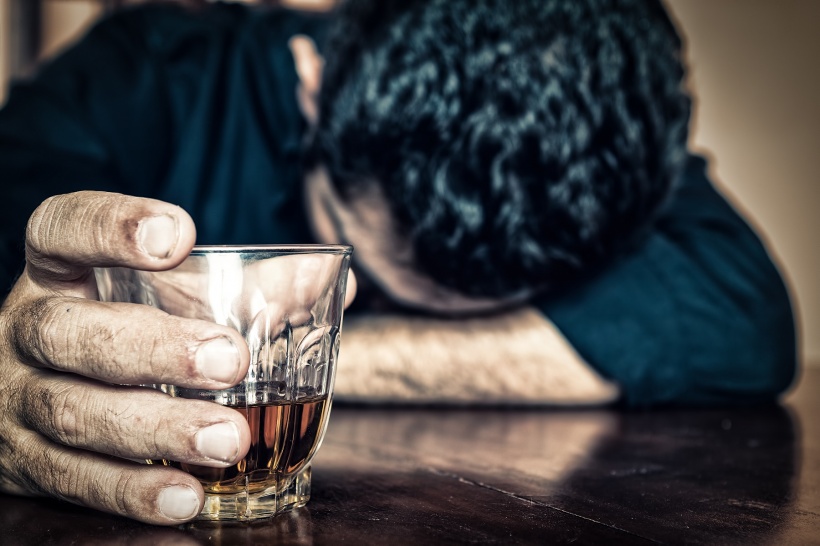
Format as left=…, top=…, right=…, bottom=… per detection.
left=537, top=155, right=797, bottom=407
left=0, top=8, right=178, bottom=296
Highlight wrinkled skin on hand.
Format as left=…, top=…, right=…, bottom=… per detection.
left=0, top=191, right=256, bottom=525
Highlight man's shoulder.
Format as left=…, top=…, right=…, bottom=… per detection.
left=89, top=2, right=325, bottom=57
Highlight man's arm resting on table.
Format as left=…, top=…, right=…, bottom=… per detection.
left=333, top=306, right=619, bottom=405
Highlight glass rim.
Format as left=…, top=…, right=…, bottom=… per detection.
left=188, top=244, right=353, bottom=256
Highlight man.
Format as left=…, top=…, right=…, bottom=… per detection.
left=0, top=0, right=795, bottom=525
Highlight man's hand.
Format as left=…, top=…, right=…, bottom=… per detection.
left=0, top=191, right=253, bottom=525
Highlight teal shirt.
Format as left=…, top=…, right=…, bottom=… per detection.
left=0, top=3, right=797, bottom=406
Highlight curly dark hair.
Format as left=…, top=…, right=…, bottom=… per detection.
left=309, top=0, right=691, bottom=299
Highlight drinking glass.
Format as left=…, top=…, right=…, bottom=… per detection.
left=95, top=245, right=352, bottom=521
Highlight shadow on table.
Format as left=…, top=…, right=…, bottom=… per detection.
left=301, top=405, right=801, bottom=544
left=0, top=405, right=800, bottom=545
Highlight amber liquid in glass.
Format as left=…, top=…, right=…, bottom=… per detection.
left=160, top=396, right=330, bottom=495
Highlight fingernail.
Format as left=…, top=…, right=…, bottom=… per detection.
left=196, top=337, right=241, bottom=383
left=158, top=485, right=200, bottom=521
left=138, top=215, right=178, bottom=259
left=196, top=421, right=240, bottom=463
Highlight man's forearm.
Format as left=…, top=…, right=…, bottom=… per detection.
left=334, top=306, right=619, bottom=405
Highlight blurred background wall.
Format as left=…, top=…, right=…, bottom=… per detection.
left=664, top=0, right=819, bottom=371
left=0, top=1, right=7, bottom=98
left=0, top=0, right=817, bottom=369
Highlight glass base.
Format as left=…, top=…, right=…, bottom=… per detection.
left=196, top=466, right=312, bottom=522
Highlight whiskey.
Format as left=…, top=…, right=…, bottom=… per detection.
left=159, top=396, right=331, bottom=495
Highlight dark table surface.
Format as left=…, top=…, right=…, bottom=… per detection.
left=2, top=368, right=818, bottom=545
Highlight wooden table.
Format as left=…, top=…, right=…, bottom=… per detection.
left=2, top=369, right=818, bottom=544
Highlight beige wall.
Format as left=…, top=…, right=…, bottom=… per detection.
left=0, top=0, right=8, bottom=105
left=666, top=0, right=820, bottom=367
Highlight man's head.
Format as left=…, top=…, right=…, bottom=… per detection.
left=300, top=0, right=691, bottom=312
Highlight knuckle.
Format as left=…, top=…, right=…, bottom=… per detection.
left=49, top=386, right=88, bottom=446
left=8, top=296, right=60, bottom=365
left=118, top=393, right=187, bottom=459
left=80, top=193, right=131, bottom=259
left=33, top=298, right=73, bottom=366
left=20, top=379, right=88, bottom=446
left=7, top=433, right=55, bottom=497
left=141, top=326, right=175, bottom=378
left=159, top=406, right=200, bottom=458
left=36, top=443, right=114, bottom=509
left=25, top=191, right=135, bottom=268
left=25, top=195, right=62, bottom=259
left=107, top=396, right=160, bottom=457
left=16, top=296, right=96, bottom=375
left=45, top=449, right=84, bottom=503
left=81, top=307, right=128, bottom=379
left=113, top=471, right=138, bottom=514
left=148, top=415, right=166, bottom=457
left=98, top=198, right=139, bottom=257
left=132, top=313, right=189, bottom=383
